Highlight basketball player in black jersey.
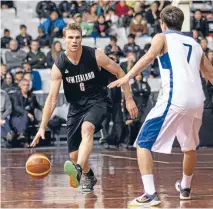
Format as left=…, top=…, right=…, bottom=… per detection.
left=31, top=23, right=138, bottom=193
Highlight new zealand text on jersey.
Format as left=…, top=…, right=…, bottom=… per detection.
left=66, top=71, right=95, bottom=84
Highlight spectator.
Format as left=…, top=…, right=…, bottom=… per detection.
left=1, top=89, right=14, bottom=143
left=22, top=62, right=42, bottom=91
left=1, top=72, right=18, bottom=94
left=93, top=15, right=110, bottom=37
left=14, top=71, right=24, bottom=86
left=11, top=79, right=42, bottom=146
left=130, top=13, right=147, bottom=37
left=83, top=3, right=98, bottom=23
left=191, top=9, right=209, bottom=38
left=25, top=40, right=46, bottom=69
left=5, top=40, right=26, bottom=71
left=105, top=8, right=119, bottom=35
left=207, top=50, right=213, bottom=65
left=122, top=7, right=134, bottom=28
left=133, top=1, right=143, bottom=14
left=200, top=38, right=210, bottom=56
left=145, top=1, right=160, bottom=25
left=39, top=11, right=66, bottom=41
left=114, top=0, right=129, bottom=17
left=74, top=13, right=94, bottom=37
left=36, top=27, right=50, bottom=48
left=58, top=1, right=78, bottom=18
left=16, top=25, right=32, bottom=49
left=1, top=29, right=12, bottom=49
left=104, top=36, right=123, bottom=57
left=123, top=33, right=141, bottom=59
left=76, top=0, right=88, bottom=14
left=36, top=0, right=58, bottom=18
left=121, top=52, right=137, bottom=73
left=1, top=1, right=14, bottom=9
left=97, top=0, right=110, bottom=16
left=47, top=41, right=63, bottom=68
left=1, top=64, right=7, bottom=84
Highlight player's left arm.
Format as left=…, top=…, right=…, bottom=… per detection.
left=200, top=53, right=213, bottom=84
left=108, top=33, right=165, bottom=88
left=95, top=49, right=138, bottom=119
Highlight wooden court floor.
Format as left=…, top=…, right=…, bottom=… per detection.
left=1, top=146, right=213, bottom=208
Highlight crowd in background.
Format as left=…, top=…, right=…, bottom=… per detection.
left=1, top=0, right=213, bottom=148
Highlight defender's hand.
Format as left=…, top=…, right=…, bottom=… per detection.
left=30, top=128, right=45, bottom=147
left=107, top=75, right=130, bottom=88
left=126, top=98, right=138, bottom=120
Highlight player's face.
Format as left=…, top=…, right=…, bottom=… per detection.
left=64, top=29, right=82, bottom=52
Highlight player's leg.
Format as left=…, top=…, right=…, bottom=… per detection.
left=128, top=107, right=182, bottom=207
left=175, top=116, right=202, bottom=200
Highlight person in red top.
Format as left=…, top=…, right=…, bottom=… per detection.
left=114, top=0, right=129, bottom=17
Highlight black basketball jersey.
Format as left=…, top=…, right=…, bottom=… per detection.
left=55, top=46, right=109, bottom=105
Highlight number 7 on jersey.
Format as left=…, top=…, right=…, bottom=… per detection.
left=183, top=43, right=192, bottom=63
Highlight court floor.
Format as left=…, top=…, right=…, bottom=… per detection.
left=1, top=146, right=213, bottom=208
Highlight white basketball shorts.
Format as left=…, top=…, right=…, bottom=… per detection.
left=134, top=101, right=204, bottom=154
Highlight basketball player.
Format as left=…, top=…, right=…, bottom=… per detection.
left=30, top=23, right=138, bottom=193
left=108, top=6, right=213, bottom=207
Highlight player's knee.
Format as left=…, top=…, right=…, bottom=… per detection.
left=81, top=122, right=95, bottom=138
left=69, top=152, right=78, bottom=164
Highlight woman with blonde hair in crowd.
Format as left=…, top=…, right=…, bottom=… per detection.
left=46, top=41, right=63, bottom=68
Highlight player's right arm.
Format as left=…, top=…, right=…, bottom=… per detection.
left=30, top=64, right=62, bottom=147
left=200, top=54, right=213, bottom=84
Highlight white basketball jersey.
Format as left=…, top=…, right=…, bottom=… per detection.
left=157, top=30, right=205, bottom=111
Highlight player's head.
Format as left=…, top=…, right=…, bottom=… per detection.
left=63, top=23, right=82, bottom=52
left=160, top=6, right=184, bottom=32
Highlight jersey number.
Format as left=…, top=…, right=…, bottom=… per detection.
left=80, top=82, right=85, bottom=91
left=183, top=43, right=192, bottom=63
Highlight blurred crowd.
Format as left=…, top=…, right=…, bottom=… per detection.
left=1, top=0, right=213, bottom=148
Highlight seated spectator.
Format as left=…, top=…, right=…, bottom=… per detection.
left=1, top=64, right=7, bottom=84
left=96, top=0, right=111, bottom=16
left=14, top=70, right=24, bottom=86
left=22, top=62, right=42, bottom=91
left=122, top=7, right=134, bottom=28
left=25, top=40, right=46, bottom=69
left=145, top=1, right=160, bottom=25
left=123, top=34, right=141, bottom=59
left=39, top=11, right=66, bottom=41
left=16, top=25, right=32, bottom=49
left=121, top=52, right=136, bottom=74
left=76, top=0, right=88, bottom=14
left=200, top=38, right=210, bottom=56
left=130, top=13, right=147, bottom=37
left=5, top=40, right=26, bottom=71
left=1, top=1, right=14, bottom=9
left=74, top=13, right=94, bottom=37
left=36, top=0, right=58, bottom=18
left=2, top=72, right=18, bottom=94
left=83, top=3, right=98, bottom=23
left=47, top=41, right=63, bottom=68
left=104, top=36, right=124, bottom=57
left=58, top=1, right=78, bottom=18
left=105, top=8, right=119, bottom=35
left=93, top=15, right=110, bottom=37
left=133, top=1, right=143, bottom=14
left=1, top=29, right=12, bottom=49
left=36, top=28, right=50, bottom=48
left=11, top=79, right=42, bottom=147
left=191, top=9, right=209, bottom=38
left=114, top=0, right=129, bottom=17
left=1, top=89, right=14, bottom=143
left=207, top=50, right=213, bottom=65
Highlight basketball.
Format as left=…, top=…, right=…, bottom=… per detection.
left=26, top=153, right=51, bottom=179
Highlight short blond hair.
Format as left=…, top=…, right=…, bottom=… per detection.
left=63, top=23, right=82, bottom=37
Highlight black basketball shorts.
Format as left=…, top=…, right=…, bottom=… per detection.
left=66, top=101, right=111, bottom=153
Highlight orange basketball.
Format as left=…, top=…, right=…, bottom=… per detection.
left=26, top=153, right=51, bottom=179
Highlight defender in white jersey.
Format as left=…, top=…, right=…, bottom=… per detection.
left=108, top=6, right=213, bottom=207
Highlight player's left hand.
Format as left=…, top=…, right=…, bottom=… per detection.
left=107, top=75, right=129, bottom=88
left=126, top=98, right=138, bottom=120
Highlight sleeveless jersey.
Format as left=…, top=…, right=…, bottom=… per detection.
left=157, top=30, right=205, bottom=111
left=55, top=46, right=108, bottom=105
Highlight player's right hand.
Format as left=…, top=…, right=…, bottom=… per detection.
left=30, top=128, right=45, bottom=147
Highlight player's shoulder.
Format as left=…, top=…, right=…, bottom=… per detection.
left=54, top=51, right=66, bottom=70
